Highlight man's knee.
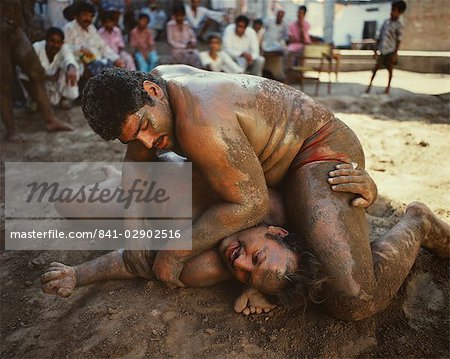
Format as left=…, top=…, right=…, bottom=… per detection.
left=325, top=289, right=387, bottom=321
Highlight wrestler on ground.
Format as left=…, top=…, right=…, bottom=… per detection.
left=78, top=66, right=449, bottom=320
left=41, top=160, right=376, bottom=315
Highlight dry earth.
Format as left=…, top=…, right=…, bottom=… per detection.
left=1, top=73, right=449, bottom=358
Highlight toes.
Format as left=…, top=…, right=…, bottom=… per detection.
left=242, top=307, right=251, bottom=316
left=250, top=306, right=256, bottom=314
left=234, top=293, right=249, bottom=313
left=263, top=307, right=271, bottom=313
left=41, top=270, right=62, bottom=284
left=255, top=307, right=263, bottom=314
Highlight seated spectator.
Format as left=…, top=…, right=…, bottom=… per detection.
left=252, top=18, right=265, bottom=49
left=130, top=14, right=159, bottom=72
left=140, top=0, right=167, bottom=40
left=222, top=15, right=265, bottom=76
left=98, top=11, right=136, bottom=70
left=199, top=33, right=243, bottom=73
left=262, top=9, right=287, bottom=53
left=166, top=3, right=201, bottom=68
left=185, top=0, right=225, bottom=41
left=48, top=0, right=72, bottom=29
left=122, top=0, right=137, bottom=37
left=64, top=1, right=124, bottom=78
left=20, top=27, right=79, bottom=109
left=287, top=5, right=312, bottom=67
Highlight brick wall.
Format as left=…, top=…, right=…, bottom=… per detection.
left=401, top=0, right=450, bottom=51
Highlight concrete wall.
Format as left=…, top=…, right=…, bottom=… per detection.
left=401, top=0, right=450, bottom=51
left=333, top=2, right=391, bottom=47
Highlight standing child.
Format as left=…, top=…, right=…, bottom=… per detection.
left=129, top=13, right=159, bottom=72
left=366, top=0, right=407, bottom=95
left=98, top=11, right=136, bottom=70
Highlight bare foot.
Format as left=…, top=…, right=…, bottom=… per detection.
left=234, top=287, right=277, bottom=315
left=407, top=202, right=450, bottom=258
left=5, top=131, right=25, bottom=143
left=41, top=262, right=77, bottom=297
left=46, top=120, right=74, bottom=132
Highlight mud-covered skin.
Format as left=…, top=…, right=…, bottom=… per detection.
left=1, top=0, right=73, bottom=140
left=283, top=161, right=450, bottom=320
left=134, top=65, right=334, bottom=286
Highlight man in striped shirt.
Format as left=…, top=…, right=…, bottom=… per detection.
left=366, top=0, right=407, bottom=95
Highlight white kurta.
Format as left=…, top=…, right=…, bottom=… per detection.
left=199, top=51, right=243, bottom=74
left=21, top=40, right=79, bottom=105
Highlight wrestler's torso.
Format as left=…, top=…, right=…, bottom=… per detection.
left=155, top=65, right=333, bottom=186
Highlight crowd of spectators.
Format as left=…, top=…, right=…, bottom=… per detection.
left=26, top=0, right=316, bottom=109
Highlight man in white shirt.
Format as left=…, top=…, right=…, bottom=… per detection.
left=21, top=27, right=80, bottom=109
left=222, top=15, right=265, bottom=76
left=185, top=0, right=225, bottom=40
left=199, top=33, right=242, bottom=73
left=262, top=9, right=287, bottom=53
left=63, top=1, right=124, bottom=77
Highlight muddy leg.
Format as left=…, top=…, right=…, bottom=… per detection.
left=284, top=162, right=449, bottom=320
left=366, top=62, right=380, bottom=93
left=12, top=28, right=73, bottom=132
left=0, top=32, right=22, bottom=141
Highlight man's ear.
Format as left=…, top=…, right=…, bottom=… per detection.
left=267, top=226, right=289, bottom=238
left=142, top=80, right=164, bottom=99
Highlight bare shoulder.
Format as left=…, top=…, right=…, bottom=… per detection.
left=151, top=64, right=204, bottom=80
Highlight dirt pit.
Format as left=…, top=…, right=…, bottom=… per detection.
left=1, top=84, right=449, bottom=358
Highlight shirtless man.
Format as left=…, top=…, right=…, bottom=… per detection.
left=77, top=66, right=449, bottom=320
left=41, top=160, right=376, bottom=315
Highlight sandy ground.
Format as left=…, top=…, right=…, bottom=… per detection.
left=1, top=71, right=449, bottom=358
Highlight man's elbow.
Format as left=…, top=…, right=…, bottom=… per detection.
left=242, top=194, right=269, bottom=226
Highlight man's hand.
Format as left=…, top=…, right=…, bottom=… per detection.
left=241, top=52, right=253, bottom=65
left=80, top=47, right=94, bottom=57
left=66, top=65, right=77, bottom=86
left=152, top=250, right=187, bottom=288
left=328, top=163, right=378, bottom=208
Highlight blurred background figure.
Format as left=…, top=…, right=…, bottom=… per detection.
left=166, top=3, right=201, bottom=67
left=287, top=5, right=312, bottom=67
left=1, top=0, right=73, bottom=141
left=140, top=0, right=167, bottom=41
left=98, top=10, right=136, bottom=70
left=222, top=15, right=264, bottom=76
left=63, top=1, right=124, bottom=80
left=130, top=13, right=159, bottom=72
left=199, top=33, right=242, bottom=73
left=20, top=27, right=80, bottom=110
left=48, top=0, right=72, bottom=29
left=262, top=9, right=287, bottom=53
left=185, top=0, right=225, bottom=41
left=252, top=18, right=265, bottom=49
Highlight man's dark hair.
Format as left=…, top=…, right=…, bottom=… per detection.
left=138, top=13, right=150, bottom=22
left=235, top=15, right=250, bottom=27
left=392, top=0, right=407, bottom=13
left=82, top=68, right=167, bottom=141
left=46, top=27, right=64, bottom=40
left=253, top=18, right=263, bottom=27
left=101, top=10, right=116, bottom=23
left=266, top=231, right=329, bottom=309
left=207, top=32, right=222, bottom=42
left=74, top=1, right=96, bottom=16
left=299, top=5, right=307, bottom=13
left=172, top=2, right=186, bottom=16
